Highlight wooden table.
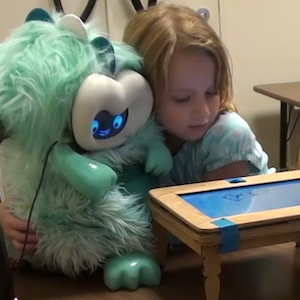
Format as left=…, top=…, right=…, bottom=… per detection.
left=13, top=243, right=300, bottom=300
left=149, top=170, right=300, bottom=300
left=253, top=81, right=300, bottom=170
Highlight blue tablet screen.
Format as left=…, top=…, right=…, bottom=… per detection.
left=180, top=179, right=300, bottom=218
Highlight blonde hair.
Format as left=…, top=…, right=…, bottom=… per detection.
left=123, top=3, right=236, bottom=112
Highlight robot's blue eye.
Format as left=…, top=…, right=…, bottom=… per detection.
left=92, top=110, right=128, bottom=140
left=113, top=115, right=123, bottom=129
left=92, top=120, right=99, bottom=134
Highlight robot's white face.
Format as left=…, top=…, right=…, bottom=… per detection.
left=49, top=13, right=153, bottom=152
left=72, top=70, right=153, bottom=152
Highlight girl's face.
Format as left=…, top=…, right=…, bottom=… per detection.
left=155, top=50, right=220, bottom=142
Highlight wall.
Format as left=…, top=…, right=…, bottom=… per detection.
left=0, top=0, right=108, bottom=42
left=219, top=0, right=300, bottom=168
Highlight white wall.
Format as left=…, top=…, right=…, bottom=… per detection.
left=0, top=0, right=108, bottom=42
left=219, top=0, right=300, bottom=168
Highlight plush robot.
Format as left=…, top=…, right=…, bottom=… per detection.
left=0, top=8, right=172, bottom=290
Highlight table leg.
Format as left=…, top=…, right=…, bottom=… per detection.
left=153, top=220, right=168, bottom=266
left=280, top=101, right=288, bottom=170
left=202, top=246, right=221, bottom=300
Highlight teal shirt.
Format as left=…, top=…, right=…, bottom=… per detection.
left=160, top=111, right=274, bottom=187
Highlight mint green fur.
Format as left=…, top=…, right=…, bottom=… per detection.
left=1, top=137, right=157, bottom=275
left=0, top=11, right=171, bottom=279
left=0, top=15, right=142, bottom=161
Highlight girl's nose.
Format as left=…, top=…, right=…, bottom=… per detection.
left=192, top=99, right=210, bottom=121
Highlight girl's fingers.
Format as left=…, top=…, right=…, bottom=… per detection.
left=6, top=216, right=36, bottom=233
left=7, top=229, right=38, bottom=244
left=11, top=240, right=37, bottom=254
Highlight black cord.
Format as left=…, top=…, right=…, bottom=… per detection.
left=13, top=141, right=58, bottom=279
left=53, top=0, right=63, bottom=13
left=53, top=0, right=97, bottom=22
left=131, top=0, right=157, bottom=12
left=148, top=0, right=157, bottom=7
left=131, top=0, right=143, bottom=12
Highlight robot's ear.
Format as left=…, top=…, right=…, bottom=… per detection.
left=25, top=8, right=54, bottom=23
left=91, top=36, right=116, bottom=74
left=57, top=14, right=88, bottom=42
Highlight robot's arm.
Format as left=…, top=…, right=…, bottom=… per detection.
left=51, top=143, right=117, bottom=200
left=145, top=140, right=173, bottom=177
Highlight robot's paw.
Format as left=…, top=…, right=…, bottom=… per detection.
left=104, top=251, right=161, bottom=291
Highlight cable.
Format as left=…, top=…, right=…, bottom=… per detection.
left=131, top=0, right=143, bottom=12
left=53, top=0, right=97, bottom=22
left=131, top=0, right=157, bottom=12
left=148, top=0, right=157, bottom=8
left=80, top=0, right=97, bottom=22
left=53, top=0, right=64, bottom=13
left=13, top=141, right=58, bottom=280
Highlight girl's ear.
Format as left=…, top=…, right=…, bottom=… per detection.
left=25, top=8, right=54, bottom=23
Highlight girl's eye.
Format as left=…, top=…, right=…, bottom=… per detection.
left=206, top=91, right=218, bottom=96
left=173, top=96, right=191, bottom=103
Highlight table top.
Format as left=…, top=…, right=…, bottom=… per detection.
left=253, top=81, right=300, bottom=106
left=149, top=170, right=300, bottom=233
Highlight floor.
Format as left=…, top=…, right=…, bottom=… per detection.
left=16, top=243, right=300, bottom=300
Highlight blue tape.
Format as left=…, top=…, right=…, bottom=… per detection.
left=226, top=177, right=246, bottom=184
left=212, top=218, right=240, bottom=253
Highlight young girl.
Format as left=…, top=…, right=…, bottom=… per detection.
left=0, top=3, right=274, bottom=254
left=123, top=3, right=274, bottom=187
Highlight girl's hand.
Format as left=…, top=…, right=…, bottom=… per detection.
left=0, top=203, right=38, bottom=255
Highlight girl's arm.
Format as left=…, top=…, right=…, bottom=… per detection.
left=203, top=161, right=248, bottom=182
left=200, top=113, right=271, bottom=182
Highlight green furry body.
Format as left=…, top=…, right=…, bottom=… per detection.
left=0, top=13, right=168, bottom=277
left=2, top=118, right=160, bottom=275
